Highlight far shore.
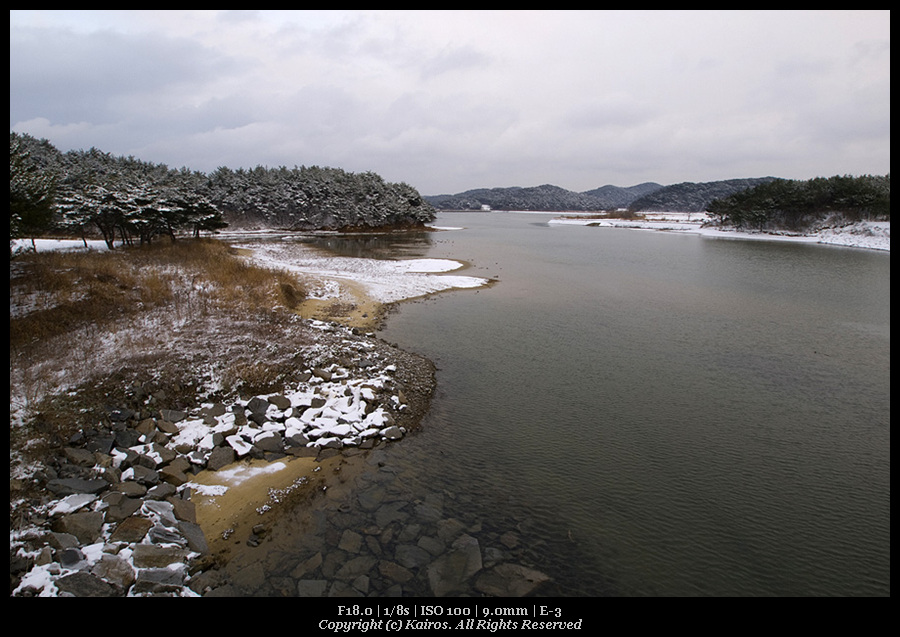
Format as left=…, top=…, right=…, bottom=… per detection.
left=543, top=211, right=890, bottom=252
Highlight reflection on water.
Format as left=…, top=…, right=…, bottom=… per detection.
left=372, top=212, right=890, bottom=597
left=301, top=229, right=435, bottom=260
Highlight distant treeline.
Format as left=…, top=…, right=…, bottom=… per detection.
left=706, top=174, right=890, bottom=230
left=10, top=132, right=436, bottom=251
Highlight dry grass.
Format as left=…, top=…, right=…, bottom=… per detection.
left=9, top=236, right=438, bottom=540
left=9, top=238, right=314, bottom=429
left=10, top=239, right=307, bottom=350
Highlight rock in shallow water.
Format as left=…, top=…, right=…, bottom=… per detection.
left=474, top=563, right=552, bottom=597
left=10, top=320, right=439, bottom=597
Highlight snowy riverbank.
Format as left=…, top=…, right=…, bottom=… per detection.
left=8, top=231, right=503, bottom=597
left=241, top=238, right=491, bottom=305
left=546, top=212, right=890, bottom=252
left=217, top=231, right=493, bottom=329
left=11, top=232, right=493, bottom=319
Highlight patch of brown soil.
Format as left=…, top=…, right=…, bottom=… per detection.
left=294, top=278, right=388, bottom=331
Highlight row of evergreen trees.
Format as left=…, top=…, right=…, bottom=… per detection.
left=706, top=174, right=890, bottom=231
left=10, top=132, right=436, bottom=251
left=12, top=134, right=228, bottom=250
left=206, top=164, right=436, bottom=231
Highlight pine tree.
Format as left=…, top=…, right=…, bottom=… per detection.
left=10, top=132, right=57, bottom=252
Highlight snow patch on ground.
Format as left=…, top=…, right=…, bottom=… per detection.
left=547, top=212, right=890, bottom=251
left=242, top=241, right=490, bottom=304
left=196, top=459, right=288, bottom=488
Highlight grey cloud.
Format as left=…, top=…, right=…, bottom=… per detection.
left=563, top=95, right=659, bottom=131
left=9, top=11, right=890, bottom=194
left=420, top=45, right=492, bottom=79
left=10, top=26, right=241, bottom=126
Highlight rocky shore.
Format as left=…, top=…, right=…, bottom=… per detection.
left=192, top=444, right=554, bottom=598
left=10, top=319, right=438, bottom=597
left=10, top=235, right=551, bottom=598
left=11, top=316, right=552, bottom=597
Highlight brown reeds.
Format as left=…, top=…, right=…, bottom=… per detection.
left=10, top=239, right=308, bottom=351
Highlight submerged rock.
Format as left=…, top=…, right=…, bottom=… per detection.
left=427, top=534, right=483, bottom=597
left=474, top=563, right=551, bottom=597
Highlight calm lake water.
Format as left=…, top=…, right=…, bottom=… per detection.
left=318, top=211, right=891, bottom=597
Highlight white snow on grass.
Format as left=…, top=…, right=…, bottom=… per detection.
left=11, top=233, right=492, bottom=321
left=242, top=240, right=490, bottom=304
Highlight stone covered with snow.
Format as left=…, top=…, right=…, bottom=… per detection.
left=10, top=322, right=427, bottom=597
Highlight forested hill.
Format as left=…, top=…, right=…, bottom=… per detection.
left=581, top=182, right=666, bottom=209
left=425, top=178, right=779, bottom=212
left=10, top=133, right=436, bottom=248
left=425, top=183, right=663, bottom=212
left=206, top=165, right=435, bottom=231
left=707, top=174, right=890, bottom=230
left=627, top=177, right=778, bottom=212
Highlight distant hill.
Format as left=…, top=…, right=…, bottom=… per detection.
left=580, top=182, right=665, bottom=209
left=426, top=178, right=778, bottom=212
left=628, top=177, right=779, bottom=212
left=425, top=184, right=620, bottom=212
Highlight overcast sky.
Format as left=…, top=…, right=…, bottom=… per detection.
left=9, top=10, right=891, bottom=195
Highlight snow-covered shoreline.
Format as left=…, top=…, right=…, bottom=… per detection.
left=241, top=239, right=492, bottom=306
left=11, top=232, right=494, bottom=311
left=546, top=212, right=890, bottom=252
